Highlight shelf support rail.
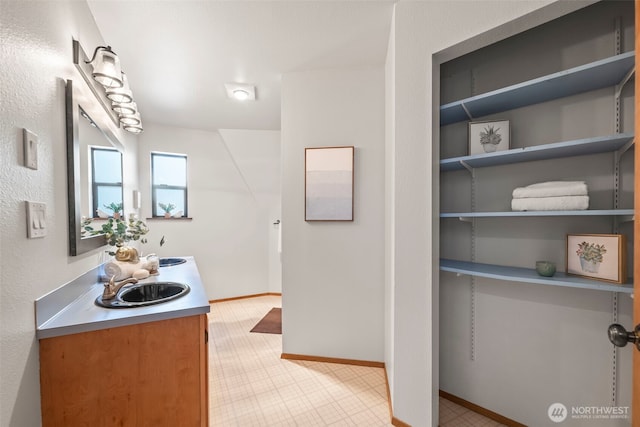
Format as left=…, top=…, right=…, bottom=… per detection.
left=610, top=291, right=619, bottom=407
left=469, top=160, right=477, bottom=362
left=610, top=16, right=622, bottom=408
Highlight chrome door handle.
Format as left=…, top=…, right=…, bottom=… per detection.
left=608, top=323, right=640, bottom=351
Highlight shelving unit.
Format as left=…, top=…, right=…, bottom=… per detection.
left=441, top=259, right=634, bottom=294
left=439, top=52, right=635, bottom=295
left=441, top=209, right=634, bottom=218
left=440, top=133, right=633, bottom=172
left=440, top=51, right=635, bottom=125
left=437, top=4, right=635, bottom=419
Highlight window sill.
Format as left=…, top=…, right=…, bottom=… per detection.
left=146, top=217, right=193, bottom=221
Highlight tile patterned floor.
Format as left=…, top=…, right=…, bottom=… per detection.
left=208, top=295, right=506, bottom=427
left=439, top=398, right=507, bottom=427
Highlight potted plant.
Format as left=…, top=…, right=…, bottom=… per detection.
left=576, top=241, right=606, bottom=273
left=479, top=125, right=502, bottom=153
left=83, top=215, right=149, bottom=257
left=158, top=202, right=176, bottom=218
left=103, top=202, right=123, bottom=219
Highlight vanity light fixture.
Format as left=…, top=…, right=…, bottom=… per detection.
left=225, top=83, right=256, bottom=101
left=73, top=40, right=143, bottom=134
left=106, top=72, right=133, bottom=104
left=119, top=112, right=141, bottom=126
left=124, top=124, right=143, bottom=134
left=86, top=46, right=123, bottom=88
left=112, top=101, right=137, bottom=116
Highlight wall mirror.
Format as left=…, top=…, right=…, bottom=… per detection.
left=66, top=79, right=125, bottom=256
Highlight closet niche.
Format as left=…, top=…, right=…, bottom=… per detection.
left=438, top=1, right=634, bottom=425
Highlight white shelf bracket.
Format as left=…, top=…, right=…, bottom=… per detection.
left=458, top=216, right=473, bottom=223
left=461, top=102, right=474, bottom=121
left=614, top=66, right=635, bottom=99
left=616, top=138, right=636, bottom=158
left=460, top=160, right=475, bottom=177
left=614, top=138, right=635, bottom=162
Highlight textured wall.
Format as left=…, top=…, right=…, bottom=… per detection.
left=0, top=2, right=138, bottom=425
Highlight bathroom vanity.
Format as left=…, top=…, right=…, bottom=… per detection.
left=36, top=257, right=210, bottom=426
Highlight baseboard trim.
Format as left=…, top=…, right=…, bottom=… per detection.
left=439, top=390, right=527, bottom=427
left=383, top=365, right=393, bottom=419
left=384, top=366, right=412, bottom=427
left=280, top=353, right=384, bottom=368
left=391, top=416, right=411, bottom=427
left=209, top=292, right=282, bottom=304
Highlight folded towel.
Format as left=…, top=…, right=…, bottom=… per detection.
left=511, top=195, right=589, bottom=211
left=512, top=181, right=588, bottom=199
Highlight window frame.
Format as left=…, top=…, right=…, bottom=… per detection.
left=90, top=146, right=123, bottom=218
left=150, top=152, right=188, bottom=218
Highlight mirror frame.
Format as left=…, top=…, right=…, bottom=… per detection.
left=66, top=79, right=124, bottom=256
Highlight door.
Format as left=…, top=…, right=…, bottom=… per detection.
left=634, top=2, right=639, bottom=425
left=611, top=4, right=640, bottom=426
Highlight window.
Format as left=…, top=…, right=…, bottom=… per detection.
left=151, top=152, right=188, bottom=217
left=91, top=147, right=123, bottom=218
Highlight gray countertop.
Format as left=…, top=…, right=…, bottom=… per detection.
left=35, top=256, right=210, bottom=339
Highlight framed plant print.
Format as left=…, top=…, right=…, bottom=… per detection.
left=468, top=120, right=510, bottom=155
left=305, top=146, right=354, bottom=221
left=566, top=234, right=626, bottom=284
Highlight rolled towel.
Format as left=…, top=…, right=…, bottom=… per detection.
left=512, top=181, right=588, bottom=199
left=511, top=195, right=589, bottom=211
left=103, top=259, right=145, bottom=281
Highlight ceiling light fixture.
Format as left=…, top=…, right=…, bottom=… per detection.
left=233, top=89, right=250, bottom=101
left=225, top=83, right=256, bottom=101
left=74, top=40, right=143, bottom=134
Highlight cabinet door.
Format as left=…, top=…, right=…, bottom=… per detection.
left=40, top=315, right=208, bottom=426
left=200, top=313, right=209, bottom=425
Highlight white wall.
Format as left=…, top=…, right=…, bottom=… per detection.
left=384, top=6, right=397, bottom=408
left=385, top=1, right=570, bottom=425
left=219, top=129, right=282, bottom=295
left=281, top=66, right=385, bottom=362
left=137, top=124, right=281, bottom=299
left=0, top=2, right=139, bottom=425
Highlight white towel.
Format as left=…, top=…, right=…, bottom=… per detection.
left=512, top=181, right=588, bottom=199
left=511, top=195, right=589, bottom=211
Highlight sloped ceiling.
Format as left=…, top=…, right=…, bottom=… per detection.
left=87, top=1, right=395, bottom=131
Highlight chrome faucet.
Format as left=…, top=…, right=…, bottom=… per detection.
left=102, top=276, right=138, bottom=300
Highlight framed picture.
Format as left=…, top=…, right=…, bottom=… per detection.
left=468, top=120, right=510, bottom=155
left=305, top=146, right=354, bottom=221
left=566, top=234, right=626, bottom=284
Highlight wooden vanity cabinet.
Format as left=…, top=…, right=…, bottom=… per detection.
left=39, top=314, right=209, bottom=427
